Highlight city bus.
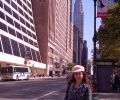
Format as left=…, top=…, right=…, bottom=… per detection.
left=1, top=65, right=31, bottom=81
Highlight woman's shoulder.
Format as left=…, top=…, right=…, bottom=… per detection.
left=82, top=83, right=92, bottom=93
left=82, top=83, right=91, bottom=89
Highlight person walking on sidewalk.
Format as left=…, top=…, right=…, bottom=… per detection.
left=64, top=65, right=92, bottom=100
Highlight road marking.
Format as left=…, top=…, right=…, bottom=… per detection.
left=32, top=90, right=57, bottom=100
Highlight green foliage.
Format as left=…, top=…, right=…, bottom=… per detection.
left=98, top=2, right=120, bottom=64
left=67, top=63, right=75, bottom=70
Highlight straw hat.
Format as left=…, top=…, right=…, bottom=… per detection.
left=72, top=65, right=85, bottom=73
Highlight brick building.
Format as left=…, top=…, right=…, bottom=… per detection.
left=32, top=0, right=73, bottom=76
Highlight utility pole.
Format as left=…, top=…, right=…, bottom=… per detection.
left=93, top=0, right=97, bottom=92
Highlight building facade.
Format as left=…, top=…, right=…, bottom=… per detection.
left=73, top=0, right=84, bottom=64
left=81, top=40, right=88, bottom=67
left=32, top=0, right=73, bottom=76
left=0, top=0, right=46, bottom=75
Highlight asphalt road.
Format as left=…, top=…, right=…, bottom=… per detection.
left=1, top=78, right=120, bottom=100
left=0, top=78, right=67, bottom=100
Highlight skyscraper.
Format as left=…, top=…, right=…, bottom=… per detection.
left=0, top=0, right=45, bottom=75
left=73, top=0, right=84, bottom=64
left=32, top=0, right=73, bottom=76
left=82, top=40, right=88, bottom=67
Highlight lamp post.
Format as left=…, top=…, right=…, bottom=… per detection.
left=93, top=0, right=97, bottom=92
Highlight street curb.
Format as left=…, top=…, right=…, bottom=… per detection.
left=29, top=76, right=65, bottom=80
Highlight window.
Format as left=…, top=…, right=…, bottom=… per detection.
left=0, top=36, right=3, bottom=52
left=21, top=26, right=27, bottom=34
left=27, top=30, right=32, bottom=37
left=0, top=22, right=8, bottom=32
left=8, top=27, right=16, bottom=36
left=23, top=35, right=28, bottom=43
left=23, top=0, right=26, bottom=3
left=14, top=21, right=21, bottom=30
left=0, top=11, right=5, bottom=20
left=32, top=34, right=36, bottom=40
left=17, top=0, right=22, bottom=6
left=15, top=67, right=28, bottom=72
left=26, top=22, right=30, bottom=28
left=27, top=1, right=31, bottom=8
left=23, top=4, right=27, bottom=12
left=20, top=17, right=25, bottom=24
left=16, top=31, right=23, bottom=40
left=18, top=7, right=23, bottom=15
left=30, top=18, right=33, bottom=24
left=19, top=43, right=26, bottom=58
left=6, top=15, right=14, bottom=25
left=1, top=35, right=12, bottom=54
left=24, top=13, right=29, bottom=20
left=13, top=11, right=19, bottom=20
left=11, top=1, right=17, bottom=10
left=34, top=42, right=38, bottom=47
left=28, top=10, right=32, bottom=16
left=31, top=49, right=37, bottom=61
left=0, top=1, right=3, bottom=8
left=5, top=0, right=10, bottom=4
left=36, top=51, right=41, bottom=62
left=49, top=47, right=53, bottom=54
left=4, top=4, right=12, bottom=15
left=31, top=26, right=35, bottom=32
left=11, top=39, right=20, bottom=57
left=25, top=46, right=32, bottom=60
left=29, top=39, right=33, bottom=45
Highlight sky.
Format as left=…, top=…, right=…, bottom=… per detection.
left=73, top=0, right=101, bottom=59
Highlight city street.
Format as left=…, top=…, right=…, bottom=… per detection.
left=0, top=78, right=66, bottom=100
left=0, top=77, right=120, bottom=100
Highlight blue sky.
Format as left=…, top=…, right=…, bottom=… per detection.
left=73, top=0, right=101, bottom=59
left=83, top=0, right=101, bottom=59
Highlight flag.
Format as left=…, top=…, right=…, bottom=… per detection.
left=97, top=0, right=108, bottom=18
left=97, top=0, right=116, bottom=18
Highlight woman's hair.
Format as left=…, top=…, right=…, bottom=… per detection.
left=69, top=72, right=93, bottom=91
left=70, top=71, right=87, bottom=83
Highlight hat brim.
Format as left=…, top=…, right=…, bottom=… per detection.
left=72, top=69, right=84, bottom=73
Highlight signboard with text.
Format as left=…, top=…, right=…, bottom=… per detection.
left=97, top=0, right=116, bottom=18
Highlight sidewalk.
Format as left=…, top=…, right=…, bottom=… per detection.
left=93, top=93, right=120, bottom=100
left=29, top=76, right=65, bottom=80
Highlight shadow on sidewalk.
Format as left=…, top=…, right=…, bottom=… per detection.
left=92, top=93, right=120, bottom=100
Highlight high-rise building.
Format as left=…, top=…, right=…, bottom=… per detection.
left=32, top=0, right=73, bottom=76
left=81, top=40, right=88, bottom=67
left=73, top=0, right=84, bottom=64
left=0, top=0, right=46, bottom=75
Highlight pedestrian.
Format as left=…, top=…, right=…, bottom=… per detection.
left=64, top=65, right=92, bottom=100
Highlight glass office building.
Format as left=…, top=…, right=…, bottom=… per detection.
left=0, top=0, right=45, bottom=71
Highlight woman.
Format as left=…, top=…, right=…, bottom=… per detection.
left=65, top=65, right=92, bottom=100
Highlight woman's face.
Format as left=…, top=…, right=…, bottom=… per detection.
left=74, top=71, right=83, bottom=81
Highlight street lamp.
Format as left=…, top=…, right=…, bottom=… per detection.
left=93, top=0, right=97, bottom=92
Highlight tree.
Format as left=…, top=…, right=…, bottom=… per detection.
left=98, top=1, right=120, bottom=64
left=67, top=63, right=75, bottom=70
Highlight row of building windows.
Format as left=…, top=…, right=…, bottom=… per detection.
left=0, top=8, right=34, bottom=33
left=5, top=0, right=32, bottom=16
left=0, top=22, right=37, bottom=47
left=0, top=0, right=34, bottom=27
left=0, top=10, right=36, bottom=39
left=17, top=0, right=32, bottom=10
left=0, top=34, right=40, bottom=62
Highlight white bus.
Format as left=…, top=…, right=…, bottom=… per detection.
left=1, top=66, right=31, bottom=80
